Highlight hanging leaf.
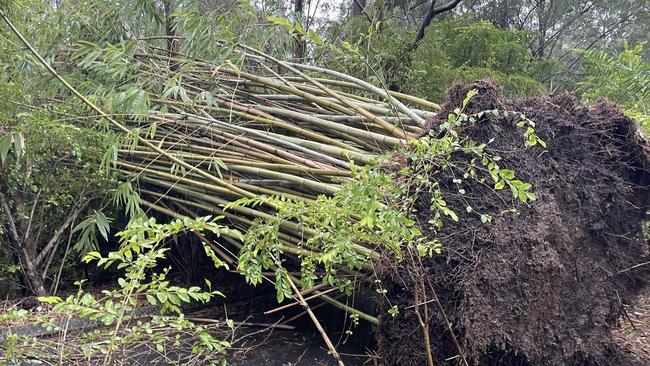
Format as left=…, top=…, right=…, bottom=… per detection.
left=0, top=133, right=12, bottom=165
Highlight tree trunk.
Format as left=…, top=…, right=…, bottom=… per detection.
left=293, top=0, right=306, bottom=61
left=536, top=0, right=548, bottom=58
left=163, top=0, right=179, bottom=70
left=1, top=191, right=48, bottom=296
left=494, top=0, right=512, bottom=29
left=21, top=253, right=47, bottom=296
left=352, top=0, right=366, bottom=17
left=16, top=192, right=47, bottom=296
left=414, top=0, right=438, bottom=48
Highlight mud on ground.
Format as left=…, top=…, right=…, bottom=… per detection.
left=377, top=81, right=650, bottom=365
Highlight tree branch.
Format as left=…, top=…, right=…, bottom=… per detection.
left=561, top=12, right=634, bottom=72
left=23, top=189, right=42, bottom=243
left=0, top=192, right=21, bottom=244
left=412, top=0, right=462, bottom=49
left=532, top=2, right=595, bottom=58
left=517, top=0, right=543, bottom=30
left=432, top=0, right=462, bottom=13
left=35, top=200, right=90, bottom=266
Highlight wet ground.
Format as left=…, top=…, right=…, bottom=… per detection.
left=3, top=288, right=650, bottom=365
left=226, top=328, right=376, bottom=365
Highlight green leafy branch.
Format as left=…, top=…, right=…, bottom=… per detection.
left=42, top=216, right=237, bottom=364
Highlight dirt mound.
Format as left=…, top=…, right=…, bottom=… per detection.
left=376, top=80, right=650, bottom=365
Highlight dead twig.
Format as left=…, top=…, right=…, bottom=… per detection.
left=280, top=259, right=345, bottom=366
left=618, top=260, right=650, bottom=274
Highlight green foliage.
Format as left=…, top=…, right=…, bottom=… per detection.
left=0, top=111, right=115, bottom=237
left=22, top=216, right=236, bottom=364
left=402, top=17, right=542, bottom=101
left=305, top=18, right=400, bottom=86
left=579, top=43, right=650, bottom=130
left=284, top=15, right=543, bottom=102
left=429, top=18, right=531, bottom=74
left=0, top=73, right=145, bottom=294
left=75, top=216, right=230, bottom=315
left=232, top=163, right=424, bottom=301
left=73, top=210, right=113, bottom=253
left=398, top=90, right=540, bottom=233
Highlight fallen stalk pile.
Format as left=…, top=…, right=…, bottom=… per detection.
left=111, top=51, right=438, bottom=267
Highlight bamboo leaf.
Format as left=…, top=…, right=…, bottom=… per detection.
left=0, top=133, right=11, bottom=165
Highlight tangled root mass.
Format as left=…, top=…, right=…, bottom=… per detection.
left=377, top=80, right=650, bottom=365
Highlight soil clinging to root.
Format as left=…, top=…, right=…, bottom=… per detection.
left=377, top=80, right=650, bottom=365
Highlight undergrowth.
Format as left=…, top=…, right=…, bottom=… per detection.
left=2, top=216, right=237, bottom=366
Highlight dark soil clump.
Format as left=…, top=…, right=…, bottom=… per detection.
left=376, top=80, right=650, bottom=365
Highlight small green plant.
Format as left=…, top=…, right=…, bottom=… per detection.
left=0, top=307, right=30, bottom=323
left=4, top=216, right=238, bottom=365
left=399, top=90, right=542, bottom=232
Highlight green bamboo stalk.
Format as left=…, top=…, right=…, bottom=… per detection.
left=187, top=112, right=353, bottom=169
left=116, top=161, right=235, bottom=196
left=122, top=149, right=352, bottom=178
left=233, top=182, right=316, bottom=203
left=221, top=104, right=403, bottom=147
left=152, top=132, right=300, bottom=166
left=236, top=45, right=409, bottom=139
left=285, top=62, right=428, bottom=126
left=262, top=131, right=377, bottom=164
left=155, top=96, right=362, bottom=152
left=284, top=76, right=441, bottom=111
left=155, top=115, right=326, bottom=169
left=142, top=196, right=320, bottom=259
left=143, top=189, right=305, bottom=247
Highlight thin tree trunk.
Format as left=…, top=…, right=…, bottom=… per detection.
left=21, top=252, right=47, bottom=296
left=352, top=0, right=366, bottom=17
left=0, top=192, right=48, bottom=296
left=536, top=0, right=548, bottom=58
left=293, top=0, right=306, bottom=61
left=163, top=0, right=179, bottom=71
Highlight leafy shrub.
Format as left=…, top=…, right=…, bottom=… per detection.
left=0, top=105, right=117, bottom=295
left=2, top=216, right=235, bottom=365
left=579, top=43, right=650, bottom=130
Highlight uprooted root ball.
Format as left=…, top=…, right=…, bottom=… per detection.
left=377, top=80, right=650, bottom=365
